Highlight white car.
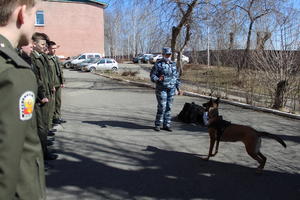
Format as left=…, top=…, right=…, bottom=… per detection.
left=174, top=54, right=189, bottom=64
left=150, top=54, right=163, bottom=64
left=181, top=55, right=190, bottom=63
left=82, top=58, right=118, bottom=72
left=70, top=53, right=102, bottom=67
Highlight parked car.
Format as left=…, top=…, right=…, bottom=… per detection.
left=174, top=54, right=190, bottom=64
left=82, top=58, right=118, bottom=72
left=63, top=56, right=77, bottom=68
left=70, top=53, right=101, bottom=68
left=141, top=54, right=154, bottom=64
left=73, top=57, right=100, bottom=71
left=132, top=54, right=144, bottom=63
left=181, top=55, right=190, bottom=63
left=150, top=54, right=163, bottom=64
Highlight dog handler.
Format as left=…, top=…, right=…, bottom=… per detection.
left=0, top=0, right=46, bottom=199
left=150, top=47, right=181, bottom=132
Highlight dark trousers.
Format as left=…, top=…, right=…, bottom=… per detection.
left=48, top=93, right=55, bottom=129
left=35, top=105, right=48, bottom=157
left=53, top=86, right=62, bottom=120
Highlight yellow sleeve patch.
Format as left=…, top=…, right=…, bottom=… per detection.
left=19, top=91, right=35, bottom=121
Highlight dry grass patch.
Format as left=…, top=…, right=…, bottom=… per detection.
left=100, top=70, right=148, bottom=83
left=182, top=64, right=300, bottom=113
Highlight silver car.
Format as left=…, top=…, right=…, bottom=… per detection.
left=74, top=57, right=100, bottom=70
left=82, top=58, right=118, bottom=72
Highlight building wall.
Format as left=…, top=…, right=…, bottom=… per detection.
left=35, top=1, right=105, bottom=58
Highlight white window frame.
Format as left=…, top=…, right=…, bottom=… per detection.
left=35, top=10, right=45, bottom=26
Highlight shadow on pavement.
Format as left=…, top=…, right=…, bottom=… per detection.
left=82, top=120, right=154, bottom=130
left=82, top=119, right=207, bottom=133
left=172, top=116, right=207, bottom=133
left=277, top=134, right=300, bottom=144
left=47, top=145, right=299, bottom=200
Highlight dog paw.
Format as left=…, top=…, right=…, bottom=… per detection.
left=211, top=152, right=218, bottom=156
left=202, top=157, right=210, bottom=161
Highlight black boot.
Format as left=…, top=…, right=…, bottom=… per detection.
left=45, top=153, right=58, bottom=160
left=52, top=118, right=61, bottom=124
left=154, top=126, right=160, bottom=132
left=162, top=126, right=172, bottom=132
left=59, top=118, right=67, bottom=123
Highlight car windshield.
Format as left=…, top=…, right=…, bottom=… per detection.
left=72, top=55, right=80, bottom=59
left=82, top=58, right=94, bottom=63
left=87, top=58, right=100, bottom=63
left=98, top=59, right=105, bottom=64
left=91, top=58, right=100, bottom=63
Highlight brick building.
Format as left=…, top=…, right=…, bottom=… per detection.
left=35, top=0, right=107, bottom=58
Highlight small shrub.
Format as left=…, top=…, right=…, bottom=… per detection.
left=121, top=71, right=139, bottom=77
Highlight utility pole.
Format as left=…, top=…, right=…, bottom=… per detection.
left=207, top=25, right=210, bottom=66
left=206, top=0, right=210, bottom=67
left=128, top=36, right=130, bottom=60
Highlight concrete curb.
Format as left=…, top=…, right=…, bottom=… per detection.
left=95, top=72, right=300, bottom=120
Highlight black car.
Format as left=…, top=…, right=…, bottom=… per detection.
left=132, top=54, right=144, bottom=63
left=141, top=54, right=154, bottom=64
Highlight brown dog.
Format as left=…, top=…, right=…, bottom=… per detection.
left=202, top=98, right=286, bottom=172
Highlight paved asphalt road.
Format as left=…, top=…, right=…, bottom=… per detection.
left=46, top=69, right=300, bottom=200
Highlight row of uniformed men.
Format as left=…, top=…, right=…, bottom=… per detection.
left=18, top=32, right=66, bottom=162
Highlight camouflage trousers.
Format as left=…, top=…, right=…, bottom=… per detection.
left=155, top=87, right=176, bottom=127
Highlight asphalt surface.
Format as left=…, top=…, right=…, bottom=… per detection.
left=46, top=69, right=300, bottom=200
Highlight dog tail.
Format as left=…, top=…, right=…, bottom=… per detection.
left=258, top=131, right=287, bottom=148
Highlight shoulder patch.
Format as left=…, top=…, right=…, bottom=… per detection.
left=19, top=91, right=35, bottom=121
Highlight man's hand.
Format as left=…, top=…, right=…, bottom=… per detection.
left=61, top=84, right=65, bottom=88
left=52, top=87, right=56, bottom=92
left=158, top=75, right=164, bottom=81
left=41, top=98, right=49, bottom=104
left=177, top=89, right=183, bottom=96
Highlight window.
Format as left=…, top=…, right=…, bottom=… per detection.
left=107, top=60, right=113, bottom=63
left=79, top=55, right=86, bottom=60
left=87, top=55, right=93, bottom=59
left=35, top=11, right=44, bottom=26
left=95, top=55, right=101, bottom=58
left=98, top=59, right=105, bottom=64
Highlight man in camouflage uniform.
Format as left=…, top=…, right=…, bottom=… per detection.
left=150, top=47, right=181, bottom=132
left=0, top=0, right=46, bottom=199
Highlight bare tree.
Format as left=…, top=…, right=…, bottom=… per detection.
left=256, top=31, right=271, bottom=50
left=232, top=0, right=278, bottom=70
left=249, top=49, right=299, bottom=109
left=169, top=0, right=199, bottom=75
left=105, top=10, right=122, bottom=57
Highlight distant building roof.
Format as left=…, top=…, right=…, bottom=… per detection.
left=44, top=0, right=108, bottom=8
